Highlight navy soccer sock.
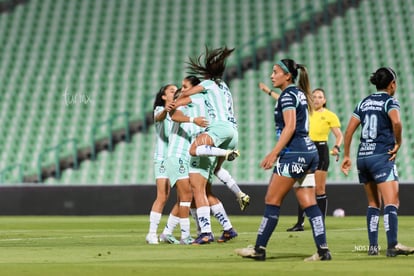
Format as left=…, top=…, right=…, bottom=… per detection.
left=384, top=204, right=398, bottom=248
left=304, top=205, right=328, bottom=254
left=255, top=204, right=280, bottom=249
left=367, top=206, right=380, bottom=247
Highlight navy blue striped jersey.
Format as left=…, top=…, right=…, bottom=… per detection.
left=274, top=85, right=316, bottom=153
left=352, top=91, right=400, bottom=157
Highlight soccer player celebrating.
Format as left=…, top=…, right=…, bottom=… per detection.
left=171, top=46, right=246, bottom=244
left=146, top=84, right=177, bottom=244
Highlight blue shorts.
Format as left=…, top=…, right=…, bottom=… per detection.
left=273, top=150, right=319, bottom=179
left=357, top=154, right=399, bottom=184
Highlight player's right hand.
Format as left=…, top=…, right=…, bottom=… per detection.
left=341, top=157, right=352, bottom=176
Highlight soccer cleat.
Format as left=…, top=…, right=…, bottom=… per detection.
left=235, top=245, right=266, bottom=261
left=225, top=149, right=240, bottom=161
left=304, top=250, right=332, bottom=261
left=386, top=243, right=414, bottom=257
left=192, top=232, right=214, bottom=245
left=145, top=233, right=159, bottom=244
left=237, top=192, right=250, bottom=211
left=368, top=245, right=379, bottom=256
left=180, top=236, right=195, bottom=245
left=217, top=228, right=238, bottom=243
left=159, top=233, right=180, bottom=244
left=286, top=224, right=304, bottom=232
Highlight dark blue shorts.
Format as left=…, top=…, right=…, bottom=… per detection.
left=357, top=154, right=398, bottom=184
left=273, top=150, right=319, bottom=179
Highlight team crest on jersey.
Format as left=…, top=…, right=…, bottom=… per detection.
left=159, top=161, right=166, bottom=173
left=179, top=158, right=185, bottom=174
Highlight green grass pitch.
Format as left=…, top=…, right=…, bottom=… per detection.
left=0, top=215, right=413, bottom=275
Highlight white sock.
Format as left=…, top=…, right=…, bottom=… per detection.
left=195, top=145, right=227, bottom=157
left=180, top=218, right=191, bottom=240
left=162, top=214, right=180, bottom=235
left=190, top=208, right=201, bottom=235
left=196, top=206, right=212, bottom=233
left=148, top=211, right=162, bottom=234
left=215, top=168, right=241, bottom=196
left=211, top=203, right=232, bottom=231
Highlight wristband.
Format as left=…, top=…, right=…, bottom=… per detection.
left=189, top=117, right=194, bottom=123
left=334, top=145, right=340, bottom=152
left=268, top=90, right=272, bottom=96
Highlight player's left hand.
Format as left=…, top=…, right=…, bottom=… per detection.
left=388, top=143, right=400, bottom=161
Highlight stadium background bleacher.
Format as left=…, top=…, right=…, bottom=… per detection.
left=0, top=0, right=413, bottom=185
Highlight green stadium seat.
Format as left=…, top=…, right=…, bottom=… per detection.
left=0, top=0, right=412, bottom=185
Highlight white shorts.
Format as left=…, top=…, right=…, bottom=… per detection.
left=293, top=173, right=315, bottom=188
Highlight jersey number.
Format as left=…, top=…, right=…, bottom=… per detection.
left=362, top=114, right=378, bottom=139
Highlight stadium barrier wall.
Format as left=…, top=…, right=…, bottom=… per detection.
left=0, top=183, right=413, bottom=216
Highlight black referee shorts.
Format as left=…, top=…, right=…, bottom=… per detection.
left=314, top=141, right=329, bottom=171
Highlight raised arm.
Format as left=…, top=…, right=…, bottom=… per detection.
left=169, top=109, right=209, bottom=128
left=181, top=84, right=204, bottom=98
left=259, top=82, right=280, bottom=100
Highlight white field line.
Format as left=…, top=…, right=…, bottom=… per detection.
left=0, top=233, right=135, bottom=242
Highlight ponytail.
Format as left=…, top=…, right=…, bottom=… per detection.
left=296, top=64, right=313, bottom=114
left=277, top=59, right=313, bottom=114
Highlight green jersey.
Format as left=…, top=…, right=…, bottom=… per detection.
left=153, top=106, right=171, bottom=161
left=199, top=79, right=237, bottom=128
left=167, top=106, right=194, bottom=160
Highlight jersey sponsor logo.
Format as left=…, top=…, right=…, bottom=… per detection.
left=360, top=142, right=376, bottom=151
left=298, top=92, right=307, bottom=105
left=360, top=99, right=385, bottom=111
left=359, top=142, right=376, bottom=155
left=280, top=97, right=291, bottom=102
left=277, top=162, right=305, bottom=175
left=291, top=163, right=305, bottom=174
left=374, top=172, right=386, bottom=179
left=310, top=216, right=325, bottom=237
